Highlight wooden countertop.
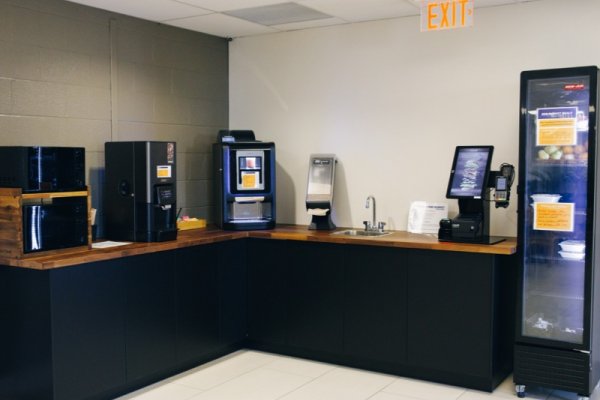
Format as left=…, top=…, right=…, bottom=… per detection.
left=0, top=225, right=517, bottom=270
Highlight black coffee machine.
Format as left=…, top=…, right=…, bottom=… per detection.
left=104, top=141, right=177, bottom=242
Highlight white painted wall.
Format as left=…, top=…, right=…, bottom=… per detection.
left=229, top=0, right=600, bottom=237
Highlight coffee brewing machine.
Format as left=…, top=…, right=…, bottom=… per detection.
left=104, top=141, right=177, bottom=242
left=438, top=145, right=515, bottom=244
left=213, top=130, right=275, bottom=230
left=306, top=154, right=337, bottom=230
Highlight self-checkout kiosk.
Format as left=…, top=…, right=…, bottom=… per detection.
left=213, top=130, right=276, bottom=230
left=306, top=154, right=337, bottom=230
left=438, top=146, right=514, bottom=244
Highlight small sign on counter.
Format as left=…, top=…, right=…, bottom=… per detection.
left=92, top=241, right=132, bottom=249
left=408, top=201, right=448, bottom=234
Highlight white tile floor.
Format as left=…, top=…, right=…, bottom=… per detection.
left=115, top=350, right=599, bottom=400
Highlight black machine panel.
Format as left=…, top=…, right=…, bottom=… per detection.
left=104, top=141, right=177, bottom=242
left=0, top=146, right=85, bottom=192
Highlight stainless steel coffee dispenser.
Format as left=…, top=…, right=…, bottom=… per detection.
left=306, top=154, right=337, bottom=230
left=104, top=141, right=177, bottom=242
left=213, top=130, right=275, bottom=230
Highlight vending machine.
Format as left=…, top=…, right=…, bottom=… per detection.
left=514, top=66, right=600, bottom=399
left=213, top=130, right=275, bottom=230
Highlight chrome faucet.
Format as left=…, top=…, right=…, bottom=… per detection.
left=366, top=196, right=376, bottom=230
left=363, top=195, right=386, bottom=233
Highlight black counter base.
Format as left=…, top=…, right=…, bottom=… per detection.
left=0, top=237, right=516, bottom=399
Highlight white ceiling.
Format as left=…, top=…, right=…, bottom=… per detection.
left=66, top=0, right=537, bottom=39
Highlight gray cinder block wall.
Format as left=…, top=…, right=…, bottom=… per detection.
left=0, top=0, right=229, bottom=234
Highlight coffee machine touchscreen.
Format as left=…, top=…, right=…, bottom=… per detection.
left=237, top=151, right=265, bottom=191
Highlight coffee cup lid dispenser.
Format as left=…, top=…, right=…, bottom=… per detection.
left=306, top=154, right=337, bottom=230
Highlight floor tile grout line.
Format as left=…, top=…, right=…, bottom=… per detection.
left=259, top=363, right=335, bottom=380
left=379, top=379, right=467, bottom=400
left=272, top=367, right=342, bottom=400
left=172, top=353, right=294, bottom=394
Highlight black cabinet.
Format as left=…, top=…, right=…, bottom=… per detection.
left=247, top=239, right=345, bottom=355
left=245, top=238, right=515, bottom=392
left=0, top=267, right=53, bottom=400
left=0, top=242, right=249, bottom=400
left=51, top=260, right=127, bottom=400
left=218, top=239, right=247, bottom=347
left=407, top=251, right=493, bottom=378
left=344, top=245, right=407, bottom=364
left=176, top=245, right=219, bottom=366
left=287, top=241, right=344, bottom=354
left=247, top=238, right=289, bottom=347
left=125, top=251, right=177, bottom=383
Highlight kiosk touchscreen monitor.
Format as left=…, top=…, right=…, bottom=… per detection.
left=446, top=146, right=494, bottom=199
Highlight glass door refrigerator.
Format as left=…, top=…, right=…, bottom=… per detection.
left=515, top=66, right=600, bottom=400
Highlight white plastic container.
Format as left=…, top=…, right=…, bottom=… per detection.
left=530, top=194, right=562, bottom=203
left=558, top=251, right=585, bottom=261
left=558, top=240, right=585, bottom=253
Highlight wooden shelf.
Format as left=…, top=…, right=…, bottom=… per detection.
left=0, top=187, right=92, bottom=259
left=21, top=190, right=88, bottom=200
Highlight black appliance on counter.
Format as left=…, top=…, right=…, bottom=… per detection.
left=213, top=130, right=275, bottom=230
left=0, top=146, right=85, bottom=192
left=22, top=196, right=88, bottom=253
left=104, top=141, right=177, bottom=242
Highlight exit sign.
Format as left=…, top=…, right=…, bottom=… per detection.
left=421, top=0, right=474, bottom=31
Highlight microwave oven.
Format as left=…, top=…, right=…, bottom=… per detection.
left=0, top=146, right=85, bottom=192
left=22, top=197, right=88, bottom=253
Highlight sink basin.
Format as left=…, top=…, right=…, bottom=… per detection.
left=332, top=229, right=392, bottom=237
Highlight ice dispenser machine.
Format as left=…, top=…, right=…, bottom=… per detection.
left=104, top=141, right=177, bottom=242
left=213, top=130, right=275, bottom=230
left=306, top=154, right=337, bottom=230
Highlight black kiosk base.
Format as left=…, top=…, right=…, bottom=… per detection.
left=438, top=198, right=505, bottom=245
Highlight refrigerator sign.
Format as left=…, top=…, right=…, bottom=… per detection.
left=536, top=107, right=578, bottom=146
left=533, top=202, right=575, bottom=232
left=421, top=0, right=474, bottom=31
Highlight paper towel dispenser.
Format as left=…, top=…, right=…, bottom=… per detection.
left=306, top=154, right=337, bottom=230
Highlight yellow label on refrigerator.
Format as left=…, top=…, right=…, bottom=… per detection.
left=533, top=202, right=574, bottom=232
left=536, top=107, right=578, bottom=146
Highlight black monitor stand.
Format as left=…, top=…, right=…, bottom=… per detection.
left=439, top=195, right=505, bottom=245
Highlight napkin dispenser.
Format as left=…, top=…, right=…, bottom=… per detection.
left=306, top=154, right=337, bottom=230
